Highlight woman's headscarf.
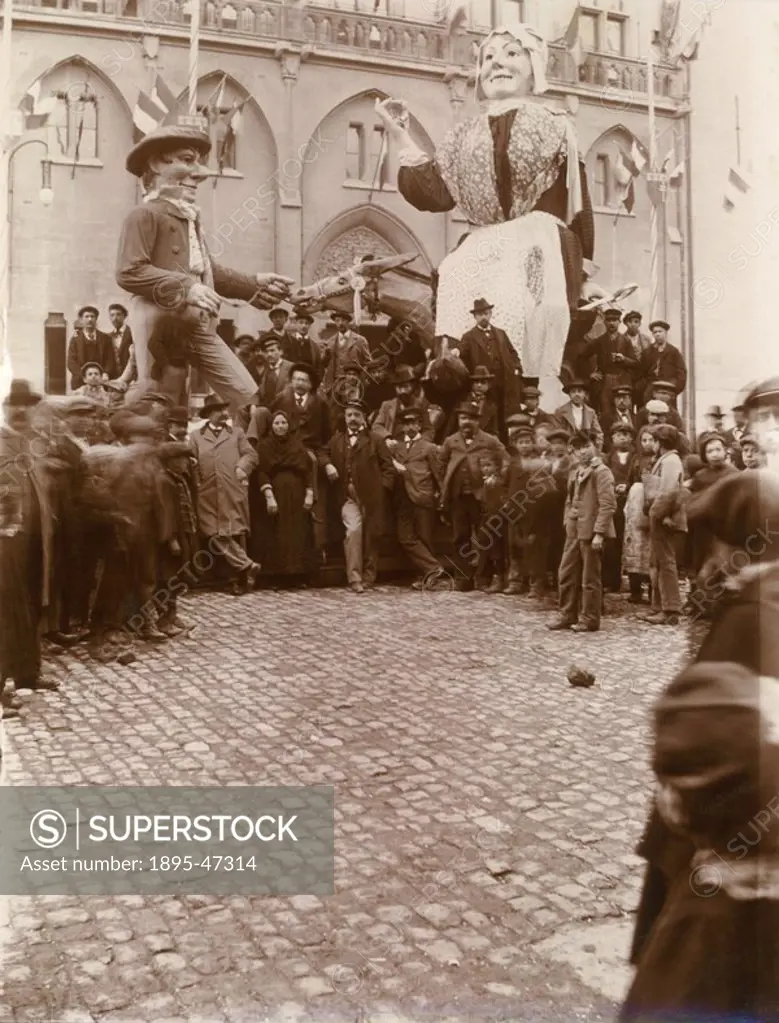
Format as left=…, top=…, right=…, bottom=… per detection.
left=474, top=24, right=582, bottom=221
left=475, top=24, right=549, bottom=100
left=257, top=410, right=311, bottom=477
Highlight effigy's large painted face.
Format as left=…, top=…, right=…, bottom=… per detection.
left=147, top=145, right=210, bottom=203
left=479, top=34, right=534, bottom=101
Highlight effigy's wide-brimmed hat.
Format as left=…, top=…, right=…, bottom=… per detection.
left=126, top=123, right=211, bottom=178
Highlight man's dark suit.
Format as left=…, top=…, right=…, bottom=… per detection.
left=281, top=331, right=322, bottom=373
left=457, top=325, right=523, bottom=430
left=640, top=343, right=687, bottom=404
left=66, top=330, right=117, bottom=388
left=272, top=388, right=331, bottom=466
left=109, top=325, right=134, bottom=377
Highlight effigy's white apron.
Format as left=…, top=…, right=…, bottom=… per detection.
left=435, top=211, right=569, bottom=410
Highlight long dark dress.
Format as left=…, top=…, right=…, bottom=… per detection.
left=0, top=462, right=43, bottom=686
left=252, top=431, right=314, bottom=579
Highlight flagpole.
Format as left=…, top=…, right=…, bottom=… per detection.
left=647, top=48, right=660, bottom=322
left=0, top=0, right=14, bottom=395
left=188, top=0, right=200, bottom=116
left=734, top=94, right=741, bottom=165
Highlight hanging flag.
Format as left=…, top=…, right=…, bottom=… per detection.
left=151, top=74, right=179, bottom=123
left=562, top=5, right=584, bottom=70
left=620, top=136, right=648, bottom=180
left=132, top=90, right=167, bottom=141
left=723, top=165, right=753, bottom=211
left=658, top=0, right=681, bottom=55
left=19, top=79, right=57, bottom=131
left=676, top=24, right=702, bottom=63
left=613, top=152, right=635, bottom=213
left=216, top=97, right=248, bottom=173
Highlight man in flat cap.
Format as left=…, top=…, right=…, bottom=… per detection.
left=116, top=121, right=293, bottom=415
left=622, top=311, right=651, bottom=404
left=320, top=311, right=371, bottom=397
left=282, top=311, right=322, bottom=373
left=259, top=306, right=290, bottom=349
left=640, top=320, right=687, bottom=405
left=578, top=307, right=638, bottom=419
left=67, top=305, right=116, bottom=389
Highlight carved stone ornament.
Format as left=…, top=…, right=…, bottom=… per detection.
left=314, top=228, right=397, bottom=280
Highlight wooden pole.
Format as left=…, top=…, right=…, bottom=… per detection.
left=0, top=0, right=14, bottom=394
left=188, top=0, right=200, bottom=116
left=647, top=49, right=660, bottom=322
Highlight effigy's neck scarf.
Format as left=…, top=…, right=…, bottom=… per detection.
left=474, top=24, right=582, bottom=223
left=144, top=190, right=208, bottom=279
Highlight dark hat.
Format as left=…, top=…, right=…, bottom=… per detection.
left=144, top=391, right=175, bottom=407
left=569, top=430, right=598, bottom=449
left=456, top=400, right=481, bottom=419
left=108, top=303, right=128, bottom=316
left=603, top=308, right=622, bottom=321
left=522, top=376, right=540, bottom=389
left=199, top=393, right=230, bottom=418
left=470, top=298, right=494, bottom=314
left=157, top=441, right=192, bottom=462
left=547, top=427, right=571, bottom=443
left=689, top=469, right=779, bottom=554
left=126, top=123, right=211, bottom=178
left=623, top=310, right=642, bottom=324
left=522, top=386, right=541, bottom=398
left=343, top=396, right=369, bottom=415
left=653, top=661, right=779, bottom=844
left=269, top=307, right=289, bottom=319
left=744, top=377, right=779, bottom=410
left=649, top=319, right=670, bottom=331
left=291, top=311, right=314, bottom=324
left=259, top=332, right=283, bottom=350
left=510, top=425, right=534, bottom=438
left=400, top=405, right=423, bottom=421
left=78, top=305, right=99, bottom=319
left=699, top=431, right=727, bottom=459
left=651, top=379, right=677, bottom=393
left=168, top=406, right=190, bottom=425
left=80, top=361, right=103, bottom=378
left=109, top=410, right=158, bottom=440
left=562, top=379, right=589, bottom=394
left=62, top=395, right=99, bottom=414
left=653, top=424, right=679, bottom=448
left=235, top=333, right=259, bottom=346
left=470, top=365, right=495, bottom=382
left=339, top=360, right=363, bottom=376
left=613, top=384, right=633, bottom=396
left=330, top=309, right=351, bottom=321
left=391, top=364, right=421, bottom=385
left=706, top=405, right=725, bottom=419
left=610, top=421, right=634, bottom=437
left=740, top=433, right=759, bottom=447
left=505, top=413, right=532, bottom=429
left=289, top=362, right=319, bottom=389
left=3, top=379, right=41, bottom=407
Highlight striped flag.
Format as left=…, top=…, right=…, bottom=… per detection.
left=131, top=75, right=179, bottom=141
left=19, top=79, right=57, bottom=131
left=723, top=165, right=753, bottom=211
left=562, top=5, right=584, bottom=70
left=625, top=137, right=648, bottom=177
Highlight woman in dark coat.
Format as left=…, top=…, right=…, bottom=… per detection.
left=253, top=410, right=315, bottom=587
left=626, top=470, right=779, bottom=1016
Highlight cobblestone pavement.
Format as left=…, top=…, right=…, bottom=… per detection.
left=0, top=587, right=698, bottom=1023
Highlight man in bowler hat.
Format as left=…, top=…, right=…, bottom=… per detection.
left=373, top=364, right=434, bottom=446
left=116, top=121, right=293, bottom=414
left=455, top=298, right=523, bottom=437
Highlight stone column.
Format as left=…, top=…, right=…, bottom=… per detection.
left=273, top=44, right=311, bottom=282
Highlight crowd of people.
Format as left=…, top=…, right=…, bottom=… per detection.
left=0, top=291, right=767, bottom=722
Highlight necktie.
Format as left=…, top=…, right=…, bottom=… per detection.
left=297, top=395, right=303, bottom=407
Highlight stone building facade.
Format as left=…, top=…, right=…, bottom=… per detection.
left=6, top=0, right=687, bottom=404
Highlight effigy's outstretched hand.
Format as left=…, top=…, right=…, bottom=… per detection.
left=250, top=273, right=295, bottom=310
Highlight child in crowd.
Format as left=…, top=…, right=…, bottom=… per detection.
left=504, top=420, right=536, bottom=595
left=739, top=434, right=763, bottom=469
left=548, top=430, right=616, bottom=633
left=156, top=442, right=197, bottom=636
left=75, top=362, right=111, bottom=406
left=622, top=425, right=657, bottom=604
left=475, top=448, right=508, bottom=592
left=603, top=423, right=636, bottom=593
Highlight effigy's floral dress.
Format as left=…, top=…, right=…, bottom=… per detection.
left=398, top=99, right=594, bottom=405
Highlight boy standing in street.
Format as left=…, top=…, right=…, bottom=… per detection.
left=548, top=430, right=616, bottom=634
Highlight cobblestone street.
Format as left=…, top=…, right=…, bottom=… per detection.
left=0, top=588, right=694, bottom=1023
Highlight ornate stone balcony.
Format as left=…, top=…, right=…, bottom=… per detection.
left=7, top=0, right=684, bottom=100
